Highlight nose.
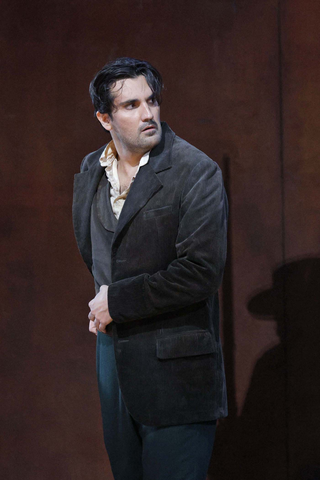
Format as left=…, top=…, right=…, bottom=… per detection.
left=141, top=102, right=153, bottom=121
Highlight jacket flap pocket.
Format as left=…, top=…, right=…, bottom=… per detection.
left=156, top=331, right=216, bottom=359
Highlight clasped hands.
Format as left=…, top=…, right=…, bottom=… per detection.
left=88, top=285, right=113, bottom=335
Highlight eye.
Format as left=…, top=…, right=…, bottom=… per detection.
left=125, top=102, right=137, bottom=110
left=148, top=97, right=159, bottom=106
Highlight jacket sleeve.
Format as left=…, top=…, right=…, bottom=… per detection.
left=108, top=159, right=228, bottom=323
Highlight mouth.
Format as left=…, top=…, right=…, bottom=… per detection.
left=141, top=123, right=157, bottom=133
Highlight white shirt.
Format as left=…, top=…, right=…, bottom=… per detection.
left=99, top=140, right=150, bottom=219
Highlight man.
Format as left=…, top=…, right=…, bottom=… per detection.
left=73, top=57, right=228, bottom=480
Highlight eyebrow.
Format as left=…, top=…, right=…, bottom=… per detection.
left=118, top=93, right=155, bottom=107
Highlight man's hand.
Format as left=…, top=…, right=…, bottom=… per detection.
left=88, top=285, right=113, bottom=335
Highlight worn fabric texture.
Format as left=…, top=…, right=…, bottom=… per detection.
left=73, top=122, right=228, bottom=426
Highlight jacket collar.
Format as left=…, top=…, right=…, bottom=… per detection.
left=149, top=122, right=175, bottom=173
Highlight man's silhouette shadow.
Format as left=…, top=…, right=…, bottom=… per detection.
left=209, top=258, right=320, bottom=479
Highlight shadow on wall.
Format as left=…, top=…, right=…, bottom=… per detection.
left=209, top=258, right=320, bottom=480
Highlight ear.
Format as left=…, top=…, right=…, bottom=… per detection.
left=96, top=112, right=112, bottom=131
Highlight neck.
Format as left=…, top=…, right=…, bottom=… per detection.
left=112, top=139, right=146, bottom=167
left=118, top=151, right=144, bottom=167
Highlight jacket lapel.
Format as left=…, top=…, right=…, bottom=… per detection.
left=112, top=165, right=162, bottom=248
left=112, top=122, right=175, bottom=248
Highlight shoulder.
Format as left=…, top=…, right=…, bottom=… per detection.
left=79, top=144, right=107, bottom=172
left=171, top=134, right=220, bottom=176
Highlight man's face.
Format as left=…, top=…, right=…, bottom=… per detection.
left=97, top=75, right=161, bottom=156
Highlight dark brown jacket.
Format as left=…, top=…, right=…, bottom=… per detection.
left=73, top=123, right=228, bottom=426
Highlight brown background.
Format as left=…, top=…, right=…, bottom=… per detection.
left=1, top=0, right=320, bottom=479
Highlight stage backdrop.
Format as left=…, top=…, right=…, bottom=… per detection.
left=1, top=0, right=319, bottom=479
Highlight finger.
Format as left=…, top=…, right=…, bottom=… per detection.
left=88, top=311, right=95, bottom=321
left=88, top=298, right=95, bottom=309
left=89, top=320, right=97, bottom=336
left=98, top=322, right=107, bottom=334
left=89, top=319, right=96, bottom=331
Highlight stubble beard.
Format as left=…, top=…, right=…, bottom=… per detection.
left=133, top=124, right=162, bottom=154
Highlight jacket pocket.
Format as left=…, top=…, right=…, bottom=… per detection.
left=143, top=205, right=173, bottom=219
left=156, top=330, right=216, bottom=359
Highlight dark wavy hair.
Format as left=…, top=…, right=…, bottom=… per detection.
left=89, top=57, right=163, bottom=117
